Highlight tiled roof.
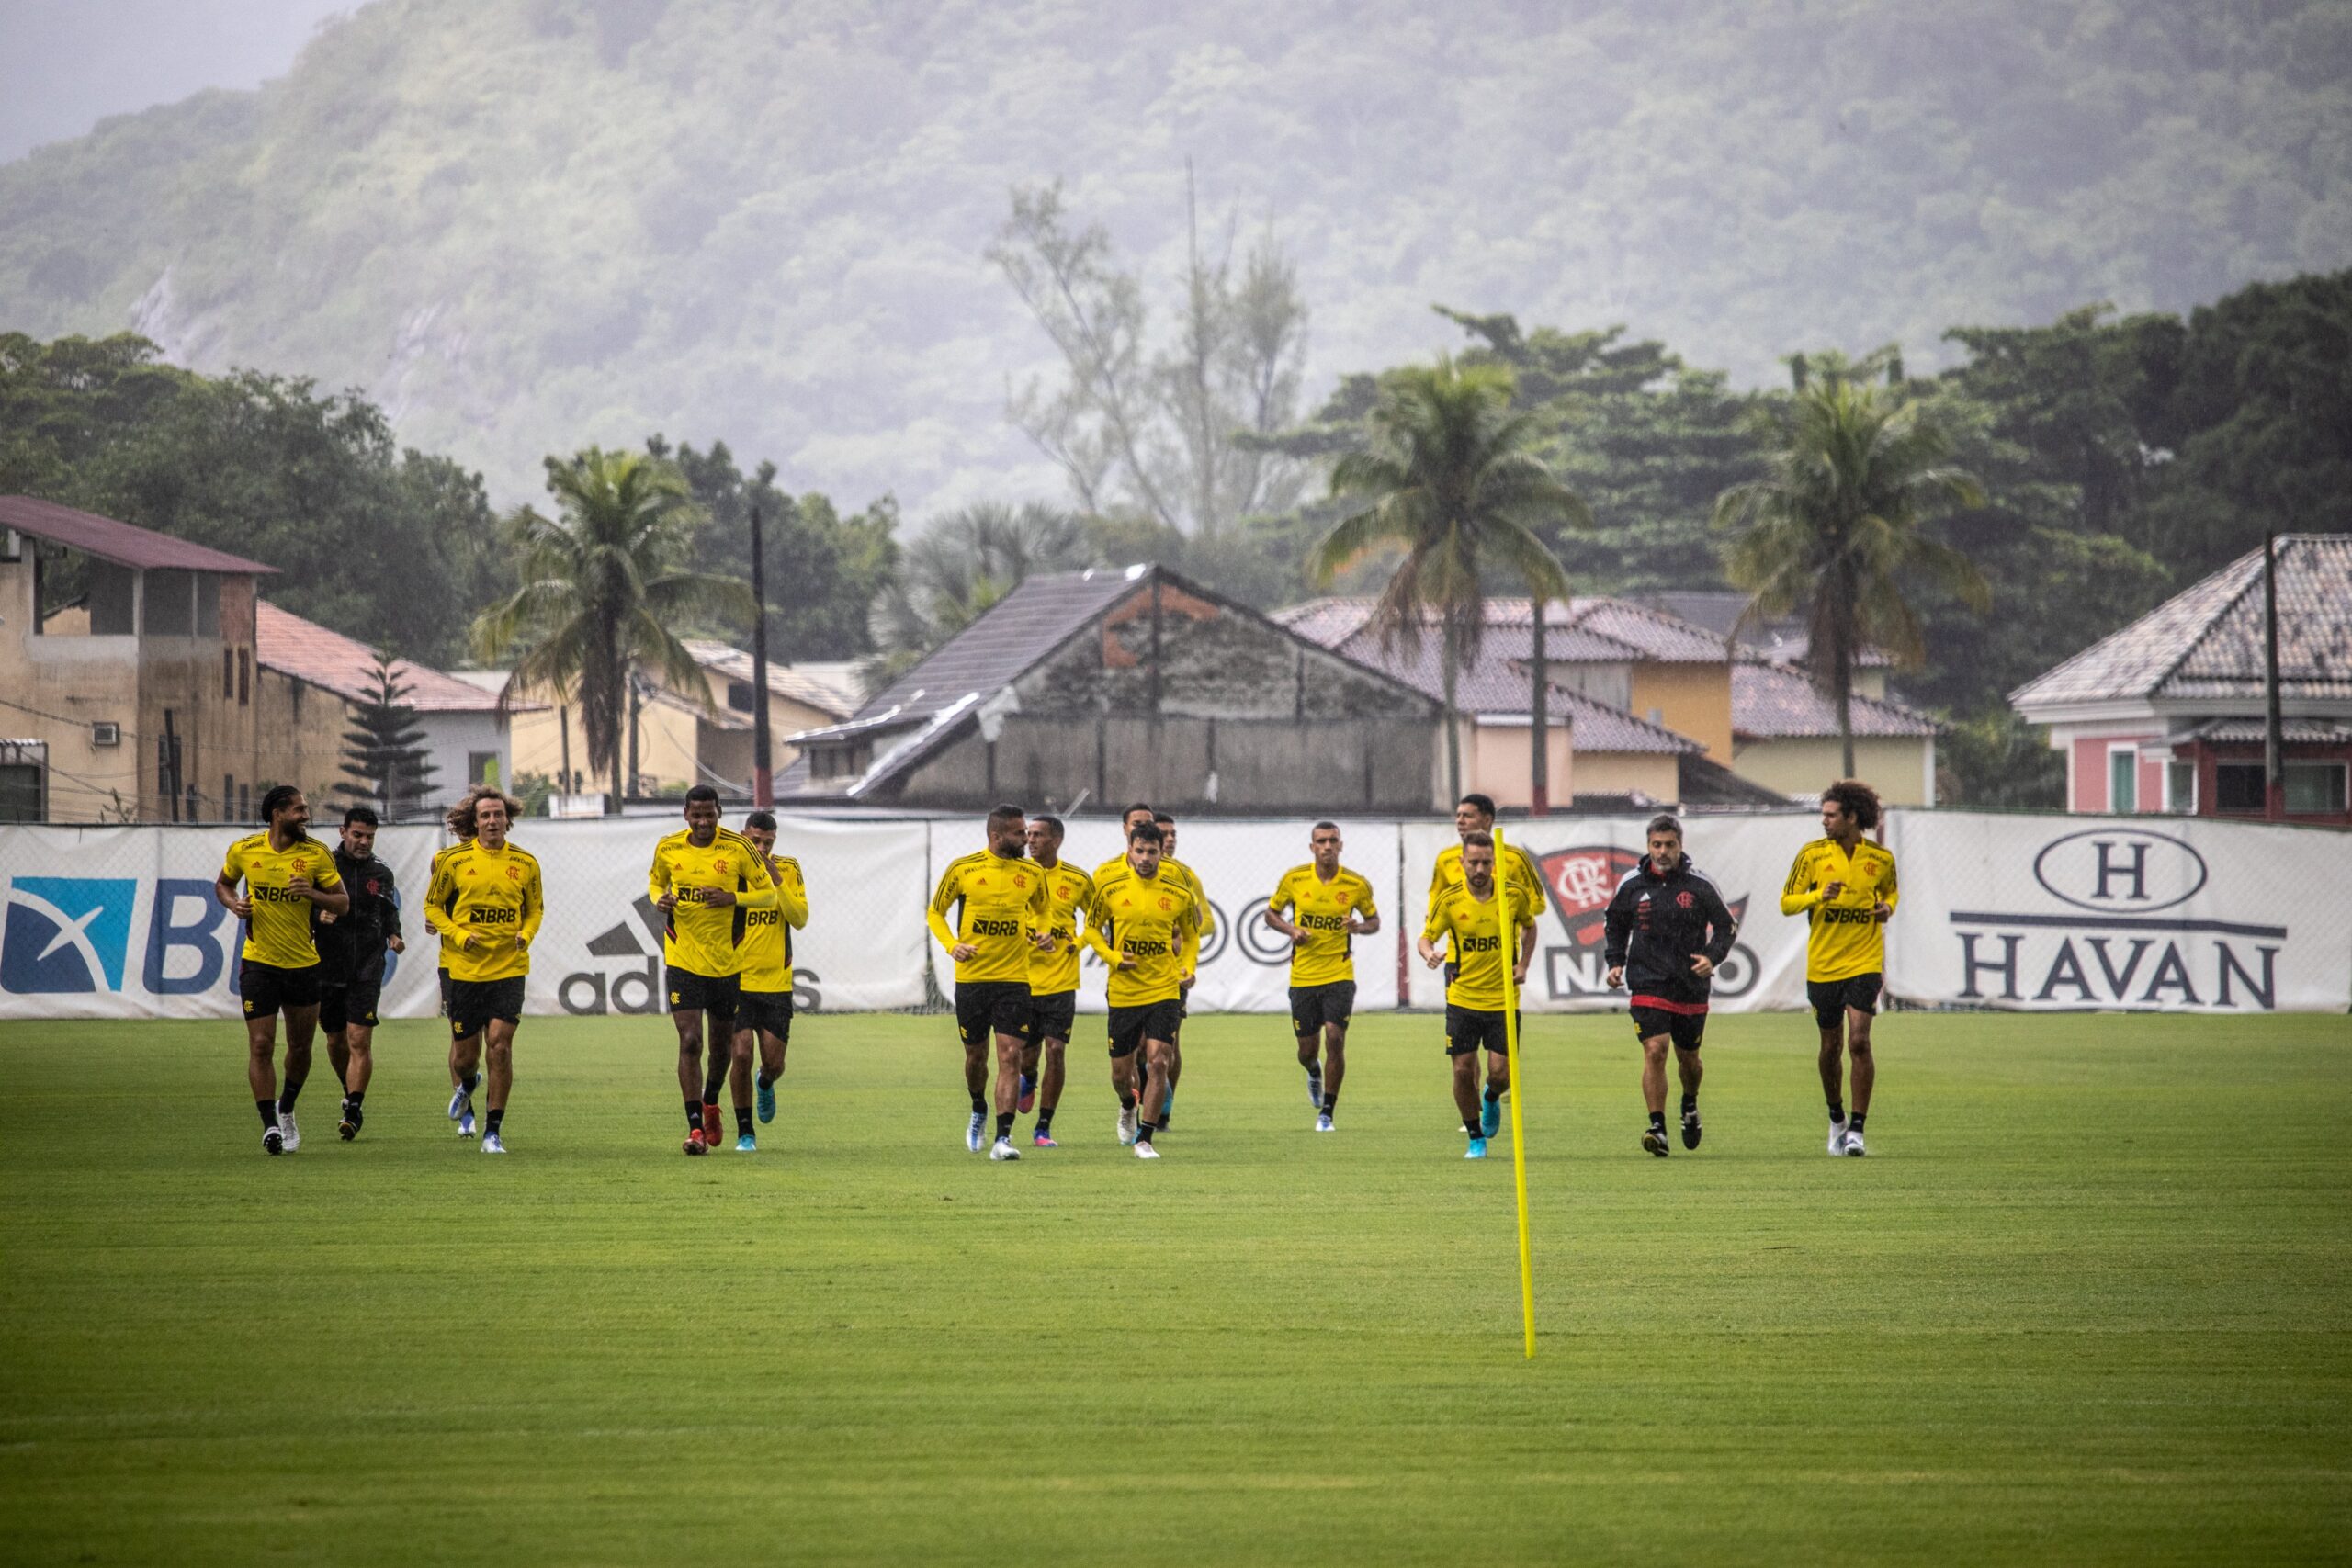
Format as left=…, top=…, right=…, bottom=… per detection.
left=1733, top=660, right=1943, bottom=739
left=682, top=640, right=860, bottom=720
left=1635, top=591, right=1894, bottom=668
left=2010, top=535, right=2352, bottom=710
left=1269, top=598, right=1376, bottom=648
left=2174, top=717, right=2352, bottom=745
left=1329, top=630, right=1702, bottom=754
left=0, top=494, right=278, bottom=575
left=255, top=602, right=501, bottom=713
left=1281, top=594, right=1730, bottom=662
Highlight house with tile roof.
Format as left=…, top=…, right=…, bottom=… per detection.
left=780, top=565, right=1442, bottom=811
left=1729, top=660, right=1945, bottom=807
left=2008, top=535, right=2352, bottom=824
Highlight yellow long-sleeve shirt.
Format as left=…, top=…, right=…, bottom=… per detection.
left=648, top=828, right=778, bottom=976
left=1780, top=837, right=1899, bottom=982
left=1085, top=863, right=1202, bottom=1008
left=928, top=850, right=1052, bottom=985
left=424, top=840, right=544, bottom=983
left=739, top=854, right=809, bottom=995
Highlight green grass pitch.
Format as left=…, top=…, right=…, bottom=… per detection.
left=1, top=1010, right=2346, bottom=1565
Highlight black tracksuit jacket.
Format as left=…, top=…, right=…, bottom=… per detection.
left=316, top=850, right=402, bottom=983
left=1601, top=853, right=1738, bottom=1012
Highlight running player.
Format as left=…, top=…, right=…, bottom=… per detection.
left=1781, top=779, right=1898, bottom=1156
left=928, top=803, right=1051, bottom=1161
left=729, top=809, right=808, bottom=1151
left=1603, top=814, right=1737, bottom=1157
left=424, top=789, right=541, bottom=1153
left=215, top=786, right=350, bottom=1155
left=1021, top=814, right=1094, bottom=1148
left=650, top=784, right=778, bottom=1156
left=1429, top=792, right=1549, bottom=916
left=1264, top=821, right=1380, bottom=1131
left=314, top=804, right=403, bottom=1141
left=1418, top=833, right=1537, bottom=1159
left=433, top=793, right=480, bottom=1121
left=1149, top=809, right=1212, bottom=1126
left=1084, top=818, right=1201, bottom=1160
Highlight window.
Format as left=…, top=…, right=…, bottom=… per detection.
left=727, top=680, right=755, bottom=714
left=469, top=751, right=500, bottom=786
left=2285, top=761, right=2348, bottom=815
left=224, top=774, right=234, bottom=822
left=237, top=649, right=250, bottom=705
left=2215, top=762, right=2266, bottom=811
left=145, top=570, right=193, bottom=636
left=223, top=648, right=235, bottom=698
left=2165, top=761, right=2196, bottom=814
left=0, top=762, right=40, bottom=822
left=2107, top=745, right=2137, bottom=813
left=238, top=782, right=251, bottom=821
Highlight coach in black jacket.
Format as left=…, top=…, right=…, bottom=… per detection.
left=316, top=804, right=404, bottom=1140
left=1604, top=812, right=1737, bottom=1158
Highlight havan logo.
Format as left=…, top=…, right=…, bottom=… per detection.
left=1951, top=829, right=2278, bottom=1010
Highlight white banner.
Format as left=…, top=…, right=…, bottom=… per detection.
left=5, top=811, right=2346, bottom=1018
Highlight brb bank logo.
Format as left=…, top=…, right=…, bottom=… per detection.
left=1532, top=847, right=1756, bottom=1001
left=1, top=875, right=248, bottom=998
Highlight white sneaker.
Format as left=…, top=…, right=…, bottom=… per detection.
left=458, top=1110, right=476, bottom=1139
left=989, top=1135, right=1020, bottom=1162
left=447, top=1085, right=469, bottom=1122
left=1135, top=1140, right=1159, bottom=1160
left=278, top=1110, right=300, bottom=1152
left=481, top=1132, right=506, bottom=1154
left=1827, top=1119, right=1849, bottom=1156
left=1844, top=1127, right=1867, bottom=1157
left=965, top=1112, right=986, bottom=1154
left=1315, top=1112, right=1334, bottom=1133
left=1117, top=1105, right=1139, bottom=1145
left=262, top=1122, right=284, bottom=1156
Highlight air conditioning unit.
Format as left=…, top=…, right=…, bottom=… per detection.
left=90, top=722, right=121, bottom=747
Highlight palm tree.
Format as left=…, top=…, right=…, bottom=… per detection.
left=1714, top=372, right=1989, bottom=777
left=473, top=447, right=755, bottom=805
left=864, top=502, right=1092, bottom=692
left=1306, top=357, right=1586, bottom=802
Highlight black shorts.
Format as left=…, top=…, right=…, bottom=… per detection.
left=1629, top=1005, right=1705, bottom=1052
left=438, top=966, right=451, bottom=1015
left=319, top=969, right=384, bottom=1032
left=736, top=988, right=794, bottom=1041
left=668, top=966, right=740, bottom=1024
left=447, top=976, right=525, bottom=1038
left=956, top=980, right=1031, bottom=1048
left=1025, top=990, right=1077, bottom=1049
left=1443, top=1004, right=1519, bottom=1057
left=241, top=959, right=322, bottom=1018
left=1809, top=972, right=1883, bottom=1030
left=1289, top=981, right=1357, bottom=1035
left=1107, top=998, right=1183, bottom=1059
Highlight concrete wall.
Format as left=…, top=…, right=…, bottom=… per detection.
left=1628, top=661, right=1733, bottom=759
left=1730, top=735, right=1937, bottom=807
left=1464, top=717, right=1573, bottom=809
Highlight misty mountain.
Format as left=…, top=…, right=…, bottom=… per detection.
left=2, top=0, right=2346, bottom=518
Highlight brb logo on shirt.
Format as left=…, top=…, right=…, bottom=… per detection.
left=1533, top=846, right=1757, bottom=1001
left=1, top=877, right=138, bottom=993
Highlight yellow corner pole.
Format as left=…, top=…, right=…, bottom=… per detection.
left=1493, top=826, right=1537, bottom=1359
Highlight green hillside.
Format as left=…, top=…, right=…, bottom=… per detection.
left=2, top=0, right=2346, bottom=513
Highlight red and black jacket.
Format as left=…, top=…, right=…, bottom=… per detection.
left=1601, top=854, right=1737, bottom=1014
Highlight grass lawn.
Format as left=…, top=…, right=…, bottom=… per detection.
left=0, top=1010, right=2346, bottom=1565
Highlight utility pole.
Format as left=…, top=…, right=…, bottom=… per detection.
left=2264, top=531, right=2284, bottom=822
left=1529, top=595, right=1550, bottom=816
left=628, top=673, right=643, bottom=809
left=751, top=502, right=774, bottom=807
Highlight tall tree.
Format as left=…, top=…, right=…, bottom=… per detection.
left=865, top=502, right=1092, bottom=691
left=334, top=652, right=437, bottom=820
left=990, top=177, right=1309, bottom=539
left=1306, top=358, right=1585, bottom=802
left=471, top=448, right=754, bottom=805
left=1715, top=371, right=1990, bottom=777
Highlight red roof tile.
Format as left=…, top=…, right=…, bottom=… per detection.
left=0, top=495, right=277, bottom=575
left=254, top=602, right=501, bottom=713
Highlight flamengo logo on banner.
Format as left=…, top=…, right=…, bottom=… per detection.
left=1950, top=829, right=2280, bottom=1009
left=1533, top=848, right=1757, bottom=1001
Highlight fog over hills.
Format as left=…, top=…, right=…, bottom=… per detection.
left=3, top=0, right=2346, bottom=517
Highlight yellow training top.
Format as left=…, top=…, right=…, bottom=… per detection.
left=1026, top=859, right=1096, bottom=998
left=1780, top=837, right=1899, bottom=982
left=928, top=849, right=1052, bottom=986
left=1430, top=840, right=1550, bottom=916
left=738, top=854, right=809, bottom=995
left=1095, top=852, right=1215, bottom=940
left=424, top=840, right=544, bottom=983
left=220, top=831, right=344, bottom=969
left=648, top=827, right=778, bottom=977
left=427, top=840, right=468, bottom=974
left=1267, top=863, right=1379, bottom=987
left=1423, top=879, right=1537, bottom=1012
left=1085, top=863, right=1202, bottom=1008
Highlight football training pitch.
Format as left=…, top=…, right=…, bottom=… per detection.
left=1, top=1010, right=2345, bottom=1565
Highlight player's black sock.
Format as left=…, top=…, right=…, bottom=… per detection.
left=1484, top=1084, right=1503, bottom=1103
left=1826, top=1099, right=1845, bottom=1123
left=1322, top=1092, right=1338, bottom=1113
left=995, top=1111, right=1014, bottom=1139
left=1118, top=1092, right=1136, bottom=1111
left=1464, top=1116, right=1483, bottom=1138
left=1036, top=1107, right=1055, bottom=1132
left=1649, top=1111, right=1666, bottom=1132
left=277, top=1080, right=303, bottom=1114
left=969, top=1094, right=986, bottom=1114
left=1849, top=1112, right=1867, bottom=1133
left=257, top=1099, right=279, bottom=1129
left=758, top=1069, right=777, bottom=1089
left=684, top=1097, right=702, bottom=1131
left=345, top=1090, right=365, bottom=1107
left=462, top=1071, right=481, bottom=1095
left=486, top=1108, right=504, bottom=1135
left=1137, top=1120, right=1159, bottom=1142
left=736, top=1106, right=753, bottom=1137
left=1680, top=1093, right=1698, bottom=1115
